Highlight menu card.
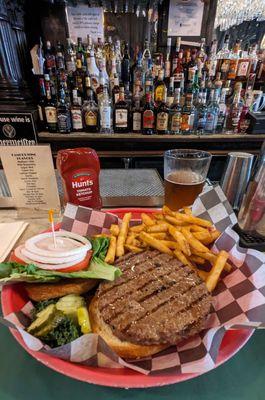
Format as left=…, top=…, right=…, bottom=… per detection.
left=0, top=145, right=60, bottom=214
left=168, top=0, right=204, bottom=37
left=66, top=6, right=104, bottom=43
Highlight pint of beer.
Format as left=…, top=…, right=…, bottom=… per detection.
left=164, top=150, right=212, bottom=211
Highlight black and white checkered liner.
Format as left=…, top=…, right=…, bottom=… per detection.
left=2, top=186, right=265, bottom=375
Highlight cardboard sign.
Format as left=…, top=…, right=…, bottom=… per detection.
left=0, top=145, right=60, bottom=213
left=168, top=0, right=204, bottom=37
left=0, top=112, right=38, bottom=146
left=67, top=6, right=104, bottom=43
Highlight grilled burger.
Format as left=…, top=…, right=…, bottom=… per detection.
left=89, top=249, right=212, bottom=359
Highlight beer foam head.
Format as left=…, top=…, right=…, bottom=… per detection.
left=166, top=169, right=204, bottom=185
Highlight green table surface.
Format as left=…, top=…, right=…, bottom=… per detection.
left=0, top=326, right=264, bottom=400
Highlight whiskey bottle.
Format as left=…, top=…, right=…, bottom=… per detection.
left=169, top=87, right=182, bottom=134
left=154, top=70, right=167, bottom=106
left=71, top=89, right=83, bottom=132
left=99, top=86, right=113, bottom=133
left=57, top=86, right=72, bottom=133
left=156, top=94, right=169, bottom=134
left=44, top=75, right=57, bottom=132
left=44, top=40, right=56, bottom=73
left=112, top=76, right=120, bottom=104
left=166, top=77, right=175, bottom=107
left=121, top=42, right=131, bottom=85
left=131, top=91, right=142, bottom=133
left=181, top=92, right=195, bottom=134
left=74, top=58, right=85, bottom=99
left=65, top=38, right=76, bottom=74
left=82, top=86, right=99, bottom=133
left=114, top=87, right=129, bottom=133
left=142, top=93, right=155, bottom=135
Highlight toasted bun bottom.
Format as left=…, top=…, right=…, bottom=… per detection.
left=24, top=279, right=99, bottom=301
left=89, top=296, right=168, bottom=359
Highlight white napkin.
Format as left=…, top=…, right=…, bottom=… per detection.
left=0, top=221, right=28, bottom=263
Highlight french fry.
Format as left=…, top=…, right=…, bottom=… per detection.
left=110, top=224, right=120, bottom=237
left=195, top=251, right=232, bottom=273
left=124, top=244, right=143, bottom=254
left=197, top=269, right=209, bottom=281
left=141, top=213, right=155, bottom=226
left=168, top=226, right=191, bottom=256
left=116, top=212, right=132, bottom=257
left=190, top=255, right=206, bottom=265
left=130, top=223, right=145, bottom=233
left=182, top=227, right=210, bottom=253
left=139, top=232, right=173, bottom=255
left=160, top=240, right=181, bottom=249
left=149, top=232, right=167, bottom=240
left=134, top=239, right=148, bottom=248
left=206, top=250, right=229, bottom=292
left=183, top=207, right=192, bottom=215
left=147, top=223, right=168, bottom=233
left=162, top=205, right=175, bottom=216
left=193, top=230, right=212, bottom=242
left=165, top=215, right=189, bottom=227
left=153, top=213, right=164, bottom=220
left=126, top=234, right=135, bottom=245
left=104, top=236, right=117, bottom=264
left=173, top=213, right=212, bottom=228
left=174, top=250, right=193, bottom=268
left=189, top=225, right=206, bottom=233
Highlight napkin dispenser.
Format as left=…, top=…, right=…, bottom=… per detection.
left=247, top=112, right=265, bottom=134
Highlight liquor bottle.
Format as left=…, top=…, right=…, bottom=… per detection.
left=113, top=87, right=129, bottom=133
left=142, top=93, right=155, bottom=135
left=95, top=37, right=104, bottom=68
left=181, top=92, right=195, bottom=134
left=195, top=91, right=207, bottom=134
left=144, top=61, right=154, bottom=95
left=154, top=70, right=167, bottom=106
left=186, top=49, right=197, bottom=85
left=216, top=88, right=227, bottom=133
left=55, top=41, right=65, bottom=70
left=73, top=58, right=85, bottom=99
left=86, top=48, right=100, bottom=91
left=225, top=86, right=243, bottom=134
left=121, top=42, right=131, bottom=85
left=197, top=38, right=206, bottom=64
left=142, top=39, right=152, bottom=74
left=70, top=89, right=83, bottom=132
left=131, top=90, right=142, bottom=133
left=37, top=77, right=46, bottom=130
left=82, top=86, right=99, bottom=133
left=169, top=87, right=182, bottom=134
left=77, top=37, right=85, bottom=64
left=84, top=76, right=97, bottom=103
left=112, top=76, right=120, bottom=104
left=57, top=86, right=72, bottom=133
left=114, top=39, right=122, bottom=79
left=166, top=77, right=175, bottom=107
left=99, top=85, right=113, bottom=133
left=206, top=40, right=218, bottom=78
left=217, top=34, right=231, bottom=80
left=44, top=75, right=57, bottom=132
left=227, top=40, right=241, bottom=80
left=214, top=72, right=223, bottom=90
left=156, top=91, right=169, bottom=134
left=152, top=52, right=164, bottom=80
left=109, top=52, right=117, bottom=91
left=236, top=44, right=250, bottom=82
left=44, top=41, right=56, bottom=72
left=204, top=89, right=220, bottom=134
left=172, top=37, right=181, bottom=73
left=65, top=38, right=76, bottom=74
left=173, top=48, right=184, bottom=86
left=96, top=70, right=106, bottom=103
left=99, top=57, right=109, bottom=86
left=133, top=52, right=144, bottom=96
left=164, top=37, right=172, bottom=81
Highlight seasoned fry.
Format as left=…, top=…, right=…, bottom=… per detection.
left=134, top=239, right=148, bottom=248
left=130, top=223, right=145, bottom=233
left=160, top=240, right=181, bottom=249
left=110, top=224, right=120, bottom=237
left=105, top=236, right=117, bottom=264
left=141, top=213, right=155, bottom=226
left=206, top=250, right=229, bottom=292
left=149, top=232, right=167, bottom=240
left=147, top=223, right=168, bottom=233
left=183, top=207, right=192, bottom=215
left=168, top=226, right=191, bottom=256
left=164, top=215, right=189, bottom=226
left=190, top=255, right=205, bottom=265
left=197, top=269, right=208, bottom=281
left=174, top=250, right=193, bottom=268
left=162, top=205, right=175, bottom=216
left=139, top=232, right=173, bottom=255
left=124, top=244, right=143, bottom=254
left=182, top=227, right=210, bottom=253
left=195, top=251, right=232, bottom=273
left=193, top=231, right=212, bottom=242
left=126, top=234, right=135, bottom=245
left=173, top=213, right=212, bottom=228
left=153, top=213, right=164, bottom=220
left=116, top=212, right=132, bottom=257
left=189, top=225, right=206, bottom=233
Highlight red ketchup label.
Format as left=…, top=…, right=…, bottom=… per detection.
left=57, top=148, right=102, bottom=209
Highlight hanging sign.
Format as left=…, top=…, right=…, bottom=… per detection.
left=168, top=0, right=204, bottom=37
left=67, top=6, right=104, bottom=43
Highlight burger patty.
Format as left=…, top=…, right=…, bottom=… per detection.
left=96, top=250, right=212, bottom=346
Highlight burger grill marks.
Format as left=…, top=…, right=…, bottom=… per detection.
left=97, top=250, right=212, bottom=346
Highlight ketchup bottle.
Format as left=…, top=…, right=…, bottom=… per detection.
left=56, top=148, right=102, bottom=209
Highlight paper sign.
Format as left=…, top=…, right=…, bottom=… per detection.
left=67, top=6, right=104, bottom=43
left=168, top=0, right=204, bottom=37
left=0, top=145, right=60, bottom=212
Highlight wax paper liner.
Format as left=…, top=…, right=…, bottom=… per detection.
left=2, top=186, right=265, bottom=376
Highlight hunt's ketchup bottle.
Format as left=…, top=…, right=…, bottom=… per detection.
left=57, top=148, right=102, bottom=209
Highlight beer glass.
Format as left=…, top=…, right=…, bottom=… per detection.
left=164, top=149, right=212, bottom=210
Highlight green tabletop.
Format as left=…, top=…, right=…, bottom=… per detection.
left=0, top=326, right=264, bottom=400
